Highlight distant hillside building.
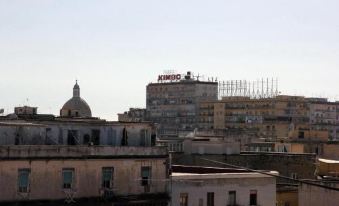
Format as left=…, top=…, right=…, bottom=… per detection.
left=118, top=108, right=147, bottom=122
left=146, top=71, right=218, bottom=137
left=14, top=106, right=37, bottom=115
left=199, top=95, right=339, bottom=140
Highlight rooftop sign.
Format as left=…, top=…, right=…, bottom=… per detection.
left=158, top=74, right=182, bottom=82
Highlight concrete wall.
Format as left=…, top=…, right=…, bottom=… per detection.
left=274, top=143, right=304, bottom=153
left=171, top=173, right=276, bottom=206
left=172, top=153, right=317, bottom=182
left=0, top=145, right=168, bottom=158
left=322, top=144, right=339, bottom=160
left=183, top=139, right=240, bottom=155
left=0, top=121, right=154, bottom=147
left=299, top=184, right=339, bottom=206
left=0, top=146, right=168, bottom=202
left=277, top=189, right=298, bottom=206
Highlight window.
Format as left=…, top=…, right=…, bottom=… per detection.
left=228, top=191, right=236, bottom=206
left=207, top=192, right=214, bottom=206
left=298, top=131, right=304, bottom=139
left=250, top=190, right=257, bottom=206
left=67, top=130, right=78, bottom=145
left=180, top=193, right=188, bottom=206
left=140, top=129, right=147, bottom=146
left=291, top=173, right=298, bottom=179
left=102, top=167, right=114, bottom=189
left=83, top=134, right=90, bottom=145
left=62, top=168, right=75, bottom=189
left=91, top=129, right=101, bottom=145
left=141, top=166, right=151, bottom=186
left=18, top=169, right=30, bottom=193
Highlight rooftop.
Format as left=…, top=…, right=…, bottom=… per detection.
left=171, top=165, right=278, bottom=179
left=318, top=158, right=339, bottom=164
left=172, top=172, right=277, bottom=180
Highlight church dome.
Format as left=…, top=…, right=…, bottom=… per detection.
left=60, top=81, right=92, bottom=118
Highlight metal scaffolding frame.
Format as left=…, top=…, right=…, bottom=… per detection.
left=218, top=78, right=279, bottom=99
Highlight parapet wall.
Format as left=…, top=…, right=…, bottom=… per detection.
left=0, top=145, right=168, bottom=159
left=172, top=152, right=316, bottom=181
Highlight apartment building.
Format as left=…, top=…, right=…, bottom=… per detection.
left=308, top=98, right=339, bottom=140
left=146, top=72, right=218, bottom=137
left=0, top=146, right=169, bottom=205
left=199, top=95, right=310, bottom=139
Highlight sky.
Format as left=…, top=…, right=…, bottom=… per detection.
left=0, top=0, right=338, bottom=120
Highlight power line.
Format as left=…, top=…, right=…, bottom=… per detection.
left=199, top=157, right=339, bottom=192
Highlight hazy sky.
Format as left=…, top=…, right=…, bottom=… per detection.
left=0, top=0, right=338, bottom=120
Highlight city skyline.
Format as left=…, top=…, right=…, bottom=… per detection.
left=1, top=0, right=338, bottom=120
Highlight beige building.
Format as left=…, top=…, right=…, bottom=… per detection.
left=199, top=95, right=339, bottom=142
left=308, top=100, right=339, bottom=140
left=0, top=146, right=169, bottom=204
left=246, top=142, right=305, bottom=153
left=316, top=158, right=339, bottom=177
left=199, top=95, right=310, bottom=140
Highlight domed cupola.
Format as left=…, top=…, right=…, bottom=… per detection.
left=60, top=81, right=92, bottom=118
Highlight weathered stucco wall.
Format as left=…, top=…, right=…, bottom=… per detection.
left=0, top=121, right=155, bottom=147
left=0, top=146, right=168, bottom=202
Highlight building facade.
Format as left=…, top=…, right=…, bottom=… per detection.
left=0, top=119, right=156, bottom=147
left=146, top=72, right=218, bottom=138
left=0, top=146, right=169, bottom=204
left=171, top=165, right=277, bottom=206
left=118, top=108, right=147, bottom=122
left=199, top=95, right=339, bottom=141
left=308, top=99, right=339, bottom=140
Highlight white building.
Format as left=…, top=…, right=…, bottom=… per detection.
left=171, top=166, right=277, bottom=206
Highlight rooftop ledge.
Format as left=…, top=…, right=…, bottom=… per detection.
left=0, top=146, right=168, bottom=160
left=171, top=172, right=278, bottom=180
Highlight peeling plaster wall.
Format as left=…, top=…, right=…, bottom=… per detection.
left=0, top=147, right=168, bottom=202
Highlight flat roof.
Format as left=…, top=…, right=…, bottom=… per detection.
left=0, top=122, right=46, bottom=127
left=172, top=172, right=277, bottom=180
left=148, top=81, right=218, bottom=86
left=318, top=158, right=339, bottom=164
